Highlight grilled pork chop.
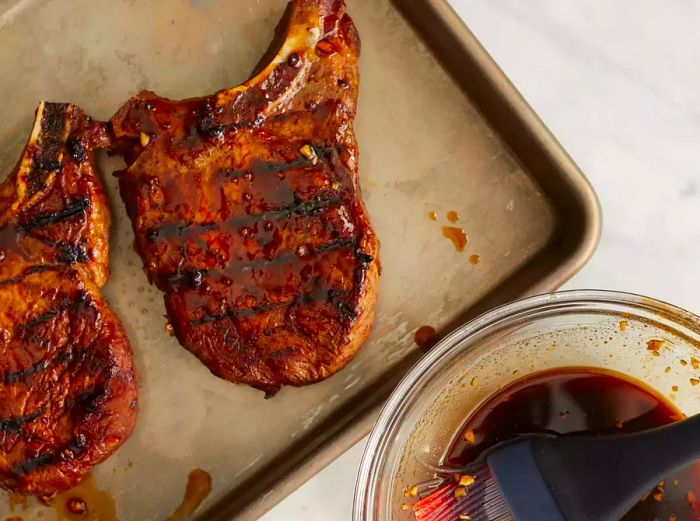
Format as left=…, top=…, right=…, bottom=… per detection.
left=110, top=0, right=378, bottom=394
left=0, top=103, right=137, bottom=495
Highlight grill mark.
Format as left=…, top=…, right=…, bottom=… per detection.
left=0, top=409, right=44, bottom=433
left=3, top=350, right=74, bottom=384
left=21, top=299, right=77, bottom=330
left=147, top=195, right=342, bottom=243
left=0, top=265, right=56, bottom=288
left=191, top=286, right=359, bottom=327
left=166, top=237, right=355, bottom=288
left=191, top=295, right=306, bottom=326
left=11, top=452, right=54, bottom=476
left=215, top=156, right=315, bottom=180
left=189, top=261, right=360, bottom=328
left=19, top=198, right=90, bottom=233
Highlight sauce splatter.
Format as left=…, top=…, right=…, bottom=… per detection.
left=441, top=227, right=468, bottom=252
left=414, top=326, right=437, bottom=353
left=446, top=211, right=459, bottom=223
left=647, top=339, right=666, bottom=356
left=166, top=469, right=213, bottom=521
left=468, top=254, right=480, bottom=265
left=427, top=211, right=437, bottom=221
left=47, top=474, right=118, bottom=521
left=6, top=493, right=28, bottom=513
left=5, top=517, right=23, bottom=521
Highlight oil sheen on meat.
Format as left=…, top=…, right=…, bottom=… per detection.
left=110, top=0, right=379, bottom=395
left=0, top=103, right=137, bottom=495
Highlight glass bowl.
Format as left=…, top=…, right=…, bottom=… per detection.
left=353, top=290, right=700, bottom=521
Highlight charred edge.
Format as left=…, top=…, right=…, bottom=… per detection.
left=356, top=249, right=374, bottom=266
left=19, top=198, right=90, bottom=232
left=4, top=350, right=74, bottom=385
left=0, top=265, right=56, bottom=288
left=0, top=409, right=44, bottom=433
left=167, top=238, right=356, bottom=289
left=147, top=195, right=342, bottom=243
left=66, top=136, right=86, bottom=162
left=60, top=434, right=88, bottom=462
left=11, top=452, right=54, bottom=476
left=56, top=240, right=89, bottom=264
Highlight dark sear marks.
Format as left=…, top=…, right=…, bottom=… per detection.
left=110, top=0, right=378, bottom=395
left=17, top=198, right=91, bottom=233
left=0, top=102, right=137, bottom=496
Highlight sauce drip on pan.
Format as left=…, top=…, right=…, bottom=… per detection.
left=441, top=227, right=468, bottom=252
left=414, top=326, right=437, bottom=353
left=445, top=368, right=700, bottom=521
left=166, top=469, right=213, bottom=521
left=45, top=474, right=118, bottom=521
left=446, top=211, right=459, bottom=224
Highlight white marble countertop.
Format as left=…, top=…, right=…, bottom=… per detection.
left=263, top=1, right=700, bottom=519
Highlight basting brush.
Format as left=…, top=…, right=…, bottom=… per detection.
left=413, top=413, right=700, bottom=521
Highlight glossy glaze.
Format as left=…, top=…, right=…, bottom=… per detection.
left=110, top=0, right=379, bottom=394
left=0, top=103, right=137, bottom=495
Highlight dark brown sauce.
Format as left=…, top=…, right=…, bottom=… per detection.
left=445, top=368, right=700, bottom=521
left=446, top=211, right=459, bottom=224
left=46, top=474, right=118, bottom=521
left=441, top=227, right=467, bottom=252
left=414, top=326, right=437, bottom=353
left=166, top=469, right=213, bottom=521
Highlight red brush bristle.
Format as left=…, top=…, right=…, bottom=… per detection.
left=409, top=467, right=512, bottom=521
left=691, top=499, right=700, bottom=520
left=413, top=484, right=457, bottom=521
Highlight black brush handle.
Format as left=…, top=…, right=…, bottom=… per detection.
left=532, top=412, right=700, bottom=521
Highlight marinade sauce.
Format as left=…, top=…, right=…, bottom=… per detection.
left=445, top=368, right=700, bottom=520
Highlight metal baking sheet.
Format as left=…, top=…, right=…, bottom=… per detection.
left=0, top=0, right=600, bottom=519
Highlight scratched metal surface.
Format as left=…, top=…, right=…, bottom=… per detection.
left=0, top=0, right=587, bottom=519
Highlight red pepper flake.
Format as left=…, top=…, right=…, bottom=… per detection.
left=647, top=339, right=665, bottom=354
left=316, top=39, right=336, bottom=56
left=66, top=497, right=88, bottom=515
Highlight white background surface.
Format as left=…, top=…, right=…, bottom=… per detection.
left=263, top=1, right=700, bottom=519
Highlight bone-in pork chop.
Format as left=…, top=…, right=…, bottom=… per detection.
left=110, top=0, right=378, bottom=395
left=0, top=102, right=137, bottom=495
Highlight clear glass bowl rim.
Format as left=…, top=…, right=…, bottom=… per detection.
left=352, top=289, right=700, bottom=520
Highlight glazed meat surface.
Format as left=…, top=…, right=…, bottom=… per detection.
left=0, top=103, right=137, bottom=495
left=110, top=0, right=378, bottom=394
